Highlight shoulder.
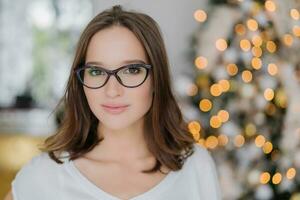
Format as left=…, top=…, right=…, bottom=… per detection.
left=191, top=143, right=216, bottom=166
left=11, top=152, right=66, bottom=200
left=189, top=144, right=222, bottom=199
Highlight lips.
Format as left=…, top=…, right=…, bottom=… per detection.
left=101, top=104, right=129, bottom=114
left=101, top=104, right=129, bottom=108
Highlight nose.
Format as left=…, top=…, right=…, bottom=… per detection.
left=104, top=74, right=123, bottom=97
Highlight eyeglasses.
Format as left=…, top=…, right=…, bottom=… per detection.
left=74, top=63, right=152, bottom=89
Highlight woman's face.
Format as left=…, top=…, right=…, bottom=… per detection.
left=83, top=26, right=153, bottom=131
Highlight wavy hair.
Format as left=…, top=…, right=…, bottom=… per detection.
left=40, top=5, right=195, bottom=174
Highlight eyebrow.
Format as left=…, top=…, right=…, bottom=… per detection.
left=86, top=59, right=146, bottom=66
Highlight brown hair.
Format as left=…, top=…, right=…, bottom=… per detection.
left=40, top=5, right=195, bottom=174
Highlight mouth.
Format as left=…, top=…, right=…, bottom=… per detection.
left=101, top=104, right=129, bottom=114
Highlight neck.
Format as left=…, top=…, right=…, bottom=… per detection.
left=91, top=120, right=153, bottom=162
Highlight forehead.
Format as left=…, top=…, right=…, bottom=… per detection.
left=85, top=26, right=148, bottom=69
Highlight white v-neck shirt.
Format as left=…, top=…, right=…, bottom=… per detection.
left=11, top=144, right=222, bottom=200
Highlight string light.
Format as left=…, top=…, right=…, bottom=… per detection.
left=240, top=39, right=251, bottom=51
left=255, top=135, right=266, bottom=147
left=242, top=70, right=253, bottom=83
left=260, top=172, right=271, bottom=184
left=187, top=83, right=198, bottom=96
left=210, top=83, right=223, bottom=96
left=251, top=57, right=262, bottom=70
left=197, top=139, right=206, bottom=148
left=245, top=123, right=256, bottom=137
left=234, top=134, right=245, bottom=147
left=282, top=34, right=293, bottom=46
left=188, top=121, right=201, bottom=141
left=194, top=9, right=207, bottom=22
left=252, top=35, right=263, bottom=47
left=252, top=46, right=263, bottom=57
left=235, top=23, right=246, bottom=35
left=264, top=88, right=275, bottom=101
left=292, top=25, right=300, bottom=37
left=195, top=56, right=208, bottom=69
left=226, top=63, right=239, bottom=76
left=286, top=168, right=297, bottom=180
left=263, top=141, right=273, bottom=154
left=247, top=19, right=258, bottom=31
left=218, top=79, right=230, bottom=92
left=266, top=41, right=277, bottom=53
left=290, top=9, right=300, bottom=20
left=205, top=136, right=218, bottom=149
left=217, top=110, right=229, bottom=122
left=267, top=63, right=278, bottom=76
left=216, top=38, right=228, bottom=51
left=199, top=99, right=212, bottom=112
left=265, top=0, right=276, bottom=12
left=210, top=116, right=222, bottom=128
left=218, top=134, right=228, bottom=146
left=272, top=172, right=282, bottom=184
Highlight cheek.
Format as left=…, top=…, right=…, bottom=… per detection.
left=83, top=87, right=99, bottom=113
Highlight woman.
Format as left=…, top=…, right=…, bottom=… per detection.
left=5, top=5, right=221, bottom=200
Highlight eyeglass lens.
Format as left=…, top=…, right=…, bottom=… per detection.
left=78, top=64, right=148, bottom=88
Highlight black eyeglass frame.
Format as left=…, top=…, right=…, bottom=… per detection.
left=74, top=63, right=152, bottom=89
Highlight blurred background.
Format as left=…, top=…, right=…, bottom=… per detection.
left=1, top=0, right=300, bottom=199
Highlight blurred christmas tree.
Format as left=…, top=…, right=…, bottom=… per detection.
left=187, top=0, right=300, bottom=199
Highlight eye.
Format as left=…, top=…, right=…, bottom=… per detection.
left=87, top=67, right=105, bottom=76
left=123, top=65, right=142, bottom=74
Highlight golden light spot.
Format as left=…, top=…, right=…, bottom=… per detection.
left=251, top=57, right=262, bottom=70
left=199, top=99, right=212, bottom=112
left=286, top=168, right=296, bottom=180
left=252, top=46, right=262, bottom=57
left=290, top=9, right=300, bottom=20
left=272, top=173, right=282, bottom=184
left=275, top=89, right=287, bottom=108
left=226, top=63, right=238, bottom=76
left=216, top=38, right=228, bottom=51
left=252, top=35, right=263, bottom=47
left=255, top=135, right=266, bottom=147
left=187, top=84, right=198, bottom=96
left=188, top=121, right=201, bottom=138
left=210, top=116, right=222, bottom=128
left=260, top=172, right=271, bottom=184
left=194, top=9, right=207, bottom=22
left=218, top=79, right=230, bottom=92
left=218, top=110, right=229, bottom=122
left=218, top=134, right=228, bottom=146
left=197, top=139, right=206, bottom=148
left=247, top=19, right=258, bottom=31
left=195, top=56, right=208, bottom=69
left=234, top=135, right=245, bottom=147
left=292, top=25, right=300, bottom=37
left=267, top=63, right=278, bottom=76
left=264, top=88, right=275, bottom=101
left=235, top=24, right=246, bottom=35
left=196, top=76, right=209, bottom=88
left=265, top=0, right=276, bottom=12
left=266, top=41, right=277, bottom=53
left=240, top=39, right=251, bottom=51
left=205, top=136, right=218, bottom=149
left=283, top=34, right=294, bottom=46
left=266, top=103, right=276, bottom=115
left=245, top=123, right=256, bottom=137
left=210, top=84, right=223, bottom=97
left=263, top=141, right=273, bottom=154
left=242, top=70, right=253, bottom=83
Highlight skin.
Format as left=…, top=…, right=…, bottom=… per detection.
left=83, top=25, right=155, bottom=163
